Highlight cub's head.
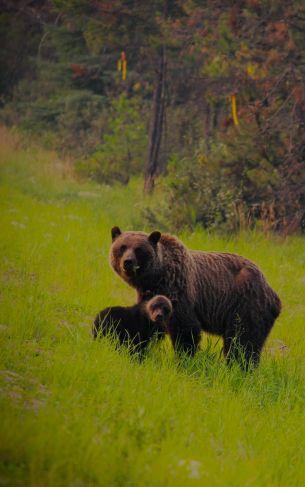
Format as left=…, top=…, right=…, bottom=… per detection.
left=110, top=226, right=161, bottom=284
left=145, top=294, right=174, bottom=326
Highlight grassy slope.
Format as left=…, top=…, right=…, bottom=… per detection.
left=0, top=127, right=304, bottom=486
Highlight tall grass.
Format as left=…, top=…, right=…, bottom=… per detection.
left=0, top=127, right=304, bottom=486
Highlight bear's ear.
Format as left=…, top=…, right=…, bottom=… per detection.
left=111, top=226, right=122, bottom=242
left=148, top=231, right=161, bottom=246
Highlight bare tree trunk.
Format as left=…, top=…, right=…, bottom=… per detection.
left=144, top=46, right=166, bottom=194
left=204, top=101, right=211, bottom=153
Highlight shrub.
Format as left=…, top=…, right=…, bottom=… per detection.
left=145, top=122, right=305, bottom=234
left=76, top=94, right=148, bottom=184
left=144, top=151, right=240, bottom=232
left=1, top=79, right=106, bottom=157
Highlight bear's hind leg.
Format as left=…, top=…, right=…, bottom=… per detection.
left=223, top=315, right=273, bottom=370
left=223, top=334, right=263, bottom=370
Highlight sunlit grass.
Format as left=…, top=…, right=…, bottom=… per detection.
left=0, top=127, right=304, bottom=486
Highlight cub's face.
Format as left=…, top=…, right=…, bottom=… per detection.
left=146, top=295, right=173, bottom=325
left=110, top=226, right=161, bottom=284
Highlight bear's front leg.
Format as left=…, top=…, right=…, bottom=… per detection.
left=167, top=311, right=201, bottom=356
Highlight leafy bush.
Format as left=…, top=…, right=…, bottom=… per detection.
left=144, top=151, right=240, bottom=232
left=56, top=90, right=107, bottom=156
left=1, top=79, right=106, bottom=157
left=76, top=94, right=148, bottom=184
left=211, top=125, right=305, bottom=234
left=145, top=121, right=305, bottom=234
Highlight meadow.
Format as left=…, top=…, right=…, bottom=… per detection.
left=0, top=127, right=304, bottom=486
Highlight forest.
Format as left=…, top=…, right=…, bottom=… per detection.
left=1, top=2, right=305, bottom=486
left=1, top=0, right=305, bottom=233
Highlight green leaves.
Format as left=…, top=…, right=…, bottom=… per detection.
left=76, top=94, right=148, bottom=184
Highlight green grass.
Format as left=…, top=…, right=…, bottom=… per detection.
left=0, top=127, right=304, bottom=486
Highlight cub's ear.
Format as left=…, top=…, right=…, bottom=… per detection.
left=111, top=226, right=122, bottom=242
left=148, top=231, right=161, bottom=246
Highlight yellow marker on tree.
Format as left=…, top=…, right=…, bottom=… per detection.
left=117, top=51, right=127, bottom=80
left=231, top=94, right=239, bottom=126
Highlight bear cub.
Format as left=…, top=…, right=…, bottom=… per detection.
left=93, top=294, right=173, bottom=354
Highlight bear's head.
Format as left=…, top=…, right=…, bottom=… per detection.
left=110, top=226, right=161, bottom=285
left=144, top=294, right=174, bottom=326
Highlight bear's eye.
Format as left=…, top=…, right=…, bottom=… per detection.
left=120, top=245, right=127, bottom=253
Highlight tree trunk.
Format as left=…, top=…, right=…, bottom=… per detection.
left=144, top=46, right=166, bottom=194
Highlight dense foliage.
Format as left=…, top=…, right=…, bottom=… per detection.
left=1, top=0, right=305, bottom=232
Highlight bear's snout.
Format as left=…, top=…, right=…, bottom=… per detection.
left=121, top=251, right=141, bottom=276
left=123, top=258, right=135, bottom=271
left=154, top=312, right=164, bottom=323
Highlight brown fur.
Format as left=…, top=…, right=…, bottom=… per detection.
left=110, top=227, right=282, bottom=368
left=235, top=267, right=251, bottom=286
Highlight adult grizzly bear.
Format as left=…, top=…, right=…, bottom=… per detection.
left=93, top=294, right=173, bottom=354
left=110, top=226, right=281, bottom=368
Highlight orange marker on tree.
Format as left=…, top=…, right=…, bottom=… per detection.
left=117, top=51, right=127, bottom=80
left=231, top=94, right=239, bottom=126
